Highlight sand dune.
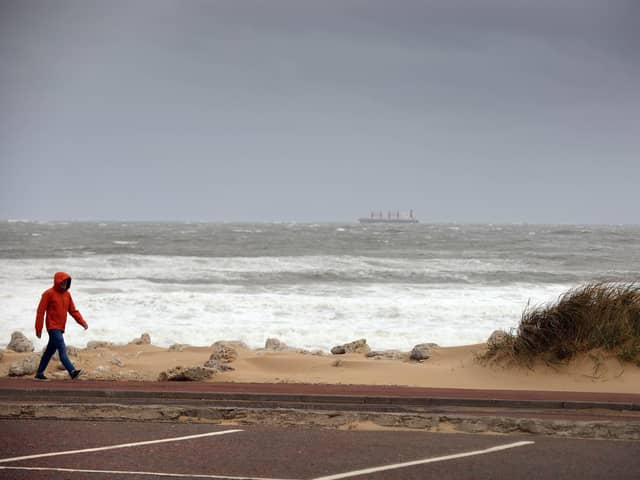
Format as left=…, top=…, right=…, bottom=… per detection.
left=2, top=341, right=639, bottom=394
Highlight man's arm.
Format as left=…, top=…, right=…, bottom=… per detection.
left=35, top=291, right=49, bottom=338
left=68, top=294, right=88, bottom=330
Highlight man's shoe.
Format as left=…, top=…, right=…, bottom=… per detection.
left=34, top=373, right=49, bottom=381
left=70, top=369, right=83, bottom=379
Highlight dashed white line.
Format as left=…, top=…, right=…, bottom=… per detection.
left=0, top=429, right=243, bottom=464
left=311, top=440, right=535, bottom=480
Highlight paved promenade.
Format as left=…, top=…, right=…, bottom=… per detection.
left=1, top=377, right=639, bottom=423
left=2, top=377, right=640, bottom=402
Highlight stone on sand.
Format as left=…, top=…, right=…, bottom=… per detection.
left=129, top=333, right=151, bottom=345
left=211, top=340, right=249, bottom=350
left=410, top=343, right=434, bottom=361
left=265, top=338, right=288, bottom=351
left=7, top=331, right=34, bottom=353
left=366, top=350, right=408, bottom=361
left=111, top=357, right=125, bottom=367
left=169, top=344, right=187, bottom=352
left=158, top=366, right=216, bottom=381
left=331, top=338, right=370, bottom=355
left=86, top=341, right=115, bottom=349
left=209, top=344, right=238, bottom=363
left=8, top=354, right=40, bottom=376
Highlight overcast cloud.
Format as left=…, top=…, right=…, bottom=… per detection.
left=1, top=0, right=638, bottom=223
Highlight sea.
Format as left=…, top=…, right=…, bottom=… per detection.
left=1, top=221, right=639, bottom=352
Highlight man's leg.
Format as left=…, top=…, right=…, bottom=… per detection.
left=36, top=332, right=57, bottom=376
left=49, top=329, right=76, bottom=374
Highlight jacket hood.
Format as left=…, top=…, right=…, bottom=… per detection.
left=53, top=272, right=71, bottom=291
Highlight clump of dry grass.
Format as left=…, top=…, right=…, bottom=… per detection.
left=484, top=282, right=640, bottom=365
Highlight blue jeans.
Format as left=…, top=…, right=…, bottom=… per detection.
left=37, top=329, right=75, bottom=375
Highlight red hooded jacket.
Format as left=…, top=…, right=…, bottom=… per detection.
left=35, top=272, right=88, bottom=336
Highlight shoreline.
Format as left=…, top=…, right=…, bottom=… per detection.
left=2, top=337, right=640, bottom=394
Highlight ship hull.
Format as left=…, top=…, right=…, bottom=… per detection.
left=358, top=218, right=419, bottom=224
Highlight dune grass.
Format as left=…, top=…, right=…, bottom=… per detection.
left=484, top=282, right=640, bottom=365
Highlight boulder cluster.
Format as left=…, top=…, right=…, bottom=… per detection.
left=5, top=331, right=37, bottom=377
left=2, top=331, right=510, bottom=381
left=157, top=341, right=242, bottom=381
left=330, top=338, right=438, bottom=362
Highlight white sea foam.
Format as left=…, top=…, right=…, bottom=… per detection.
left=0, top=255, right=569, bottom=351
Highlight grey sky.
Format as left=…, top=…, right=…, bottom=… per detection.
left=1, top=0, right=638, bottom=223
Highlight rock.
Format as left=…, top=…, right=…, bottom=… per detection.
left=209, top=344, right=238, bottom=363
left=7, top=331, right=34, bottom=353
left=344, top=338, right=371, bottom=353
left=111, top=357, right=125, bottom=367
left=158, top=366, right=216, bottom=381
left=203, top=359, right=235, bottom=371
left=129, top=333, right=151, bottom=345
left=410, top=343, right=433, bottom=361
left=331, top=339, right=370, bottom=355
left=265, top=338, right=288, bottom=351
left=8, top=355, right=39, bottom=376
left=168, top=344, right=187, bottom=352
left=211, top=340, right=249, bottom=350
left=487, top=330, right=509, bottom=349
left=86, top=341, right=115, bottom=349
left=0, top=350, right=3, bottom=362
left=366, top=350, right=408, bottom=361
left=331, top=359, right=343, bottom=367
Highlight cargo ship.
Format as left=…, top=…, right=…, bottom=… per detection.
left=358, top=210, right=419, bottom=224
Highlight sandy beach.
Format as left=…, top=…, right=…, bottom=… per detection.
left=3, top=339, right=640, bottom=394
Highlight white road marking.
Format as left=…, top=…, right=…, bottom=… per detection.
left=311, top=440, right=535, bottom=480
left=0, top=466, right=299, bottom=480
left=0, top=429, right=243, bottom=464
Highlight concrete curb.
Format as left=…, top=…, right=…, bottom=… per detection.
left=2, top=402, right=640, bottom=440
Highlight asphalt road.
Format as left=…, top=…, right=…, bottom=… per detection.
left=1, top=419, right=639, bottom=480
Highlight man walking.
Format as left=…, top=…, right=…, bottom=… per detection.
left=35, top=272, right=88, bottom=380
